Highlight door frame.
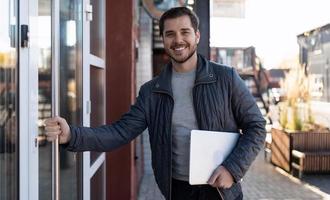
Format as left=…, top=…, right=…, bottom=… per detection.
left=19, top=0, right=60, bottom=199
left=19, top=0, right=106, bottom=199
left=19, top=0, right=39, bottom=199
left=82, top=0, right=106, bottom=199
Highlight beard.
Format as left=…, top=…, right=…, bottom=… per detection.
left=165, top=43, right=197, bottom=64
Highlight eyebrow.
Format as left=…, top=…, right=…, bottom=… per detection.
left=181, top=28, right=191, bottom=32
left=164, top=28, right=192, bottom=34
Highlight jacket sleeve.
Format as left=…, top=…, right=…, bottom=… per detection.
left=65, top=87, right=148, bottom=152
left=221, top=68, right=266, bottom=182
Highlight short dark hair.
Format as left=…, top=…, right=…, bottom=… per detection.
left=159, top=7, right=199, bottom=36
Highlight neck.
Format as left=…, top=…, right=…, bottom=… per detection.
left=172, top=52, right=198, bottom=73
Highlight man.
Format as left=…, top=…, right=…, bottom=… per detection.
left=45, top=7, right=266, bottom=200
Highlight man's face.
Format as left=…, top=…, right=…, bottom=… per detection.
left=162, top=15, right=200, bottom=64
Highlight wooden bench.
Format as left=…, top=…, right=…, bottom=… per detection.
left=271, top=128, right=330, bottom=176
left=291, top=149, right=330, bottom=178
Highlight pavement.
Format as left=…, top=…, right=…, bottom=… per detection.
left=138, top=131, right=330, bottom=200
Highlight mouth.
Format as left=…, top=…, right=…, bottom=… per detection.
left=171, top=45, right=187, bottom=53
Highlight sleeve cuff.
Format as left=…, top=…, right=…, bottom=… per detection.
left=222, top=160, right=242, bottom=183
left=61, top=125, right=77, bottom=151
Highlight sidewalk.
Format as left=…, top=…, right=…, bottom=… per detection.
left=138, top=131, right=330, bottom=200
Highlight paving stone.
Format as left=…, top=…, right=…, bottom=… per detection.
left=138, top=131, right=330, bottom=200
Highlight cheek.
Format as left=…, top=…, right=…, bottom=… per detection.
left=163, top=39, right=172, bottom=47
left=164, top=42, right=171, bottom=49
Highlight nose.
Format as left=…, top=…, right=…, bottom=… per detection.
left=174, top=33, right=183, bottom=43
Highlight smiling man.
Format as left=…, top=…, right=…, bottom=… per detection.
left=45, top=7, right=266, bottom=200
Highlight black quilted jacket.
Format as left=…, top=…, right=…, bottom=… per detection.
left=67, top=54, right=266, bottom=200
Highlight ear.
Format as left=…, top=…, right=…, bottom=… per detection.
left=195, top=29, right=200, bottom=44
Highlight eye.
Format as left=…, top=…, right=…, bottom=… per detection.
left=182, top=30, right=190, bottom=35
left=165, top=32, right=174, bottom=37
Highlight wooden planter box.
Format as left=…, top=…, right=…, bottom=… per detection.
left=270, top=128, right=330, bottom=173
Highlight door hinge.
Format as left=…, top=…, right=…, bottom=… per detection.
left=86, top=100, right=91, bottom=114
left=21, top=24, right=29, bottom=48
left=85, top=4, right=93, bottom=21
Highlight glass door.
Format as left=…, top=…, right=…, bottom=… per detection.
left=16, top=0, right=103, bottom=199
left=82, top=0, right=106, bottom=199
left=19, top=0, right=83, bottom=199
left=36, top=0, right=84, bottom=199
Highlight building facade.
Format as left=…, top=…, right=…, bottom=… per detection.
left=0, top=0, right=151, bottom=199
left=1, top=0, right=208, bottom=199
left=298, top=23, right=330, bottom=127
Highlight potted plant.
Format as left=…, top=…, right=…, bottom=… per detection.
left=270, top=62, right=330, bottom=172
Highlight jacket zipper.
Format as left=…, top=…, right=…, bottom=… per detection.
left=169, top=97, right=174, bottom=200
left=192, top=85, right=200, bottom=129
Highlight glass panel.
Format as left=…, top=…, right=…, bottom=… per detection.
left=0, top=0, right=18, bottom=199
left=59, top=0, right=83, bottom=199
left=90, top=163, right=105, bottom=200
left=37, top=0, right=52, bottom=199
left=37, top=0, right=83, bottom=199
left=90, top=66, right=105, bottom=164
left=90, top=0, right=105, bottom=59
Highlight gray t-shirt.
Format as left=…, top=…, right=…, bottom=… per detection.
left=171, top=68, right=198, bottom=181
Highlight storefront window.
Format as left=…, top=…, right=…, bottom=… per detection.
left=0, top=0, right=18, bottom=199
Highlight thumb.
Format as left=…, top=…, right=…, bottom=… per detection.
left=53, top=116, right=71, bottom=143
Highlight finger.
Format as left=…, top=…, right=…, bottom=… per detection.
left=44, top=118, right=59, bottom=126
left=210, top=175, right=223, bottom=188
left=212, top=175, right=223, bottom=188
left=46, top=135, right=58, bottom=142
left=45, top=126, right=61, bottom=132
left=45, top=130, right=61, bottom=137
left=223, top=180, right=233, bottom=188
left=57, top=117, right=67, bottom=128
left=208, top=168, right=221, bottom=185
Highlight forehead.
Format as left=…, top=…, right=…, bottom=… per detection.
left=163, top=15, right=193, bottom=31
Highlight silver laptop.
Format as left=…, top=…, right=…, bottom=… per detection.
left=189, top=130, right=239, bottom=185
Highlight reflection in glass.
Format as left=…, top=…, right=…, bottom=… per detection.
left=90, top=163, right=105, bottom=200
left=59, top=0, right=83, bottom=199
left=0, top=0, right=18, bottom=199
left=37, top=0, right=52, bottom=199
left=90, top=66, right=105, bottom=164
left=38, top=0, right=83, bottom=199
left=90, top=0, right=105, bottom=59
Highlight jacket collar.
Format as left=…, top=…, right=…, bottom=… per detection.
left=152, top=54, right=217, bottom=95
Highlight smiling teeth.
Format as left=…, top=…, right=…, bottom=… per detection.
left=175, top=47, right=185, bottom=51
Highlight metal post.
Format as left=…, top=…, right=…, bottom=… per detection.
left=194, top=0, right=210, bottom=59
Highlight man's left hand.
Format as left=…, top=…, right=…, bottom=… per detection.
left=207, top=165, right=234, bottom=188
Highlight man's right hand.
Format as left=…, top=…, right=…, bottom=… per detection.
left=44, top=116, right=71, bottom=144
